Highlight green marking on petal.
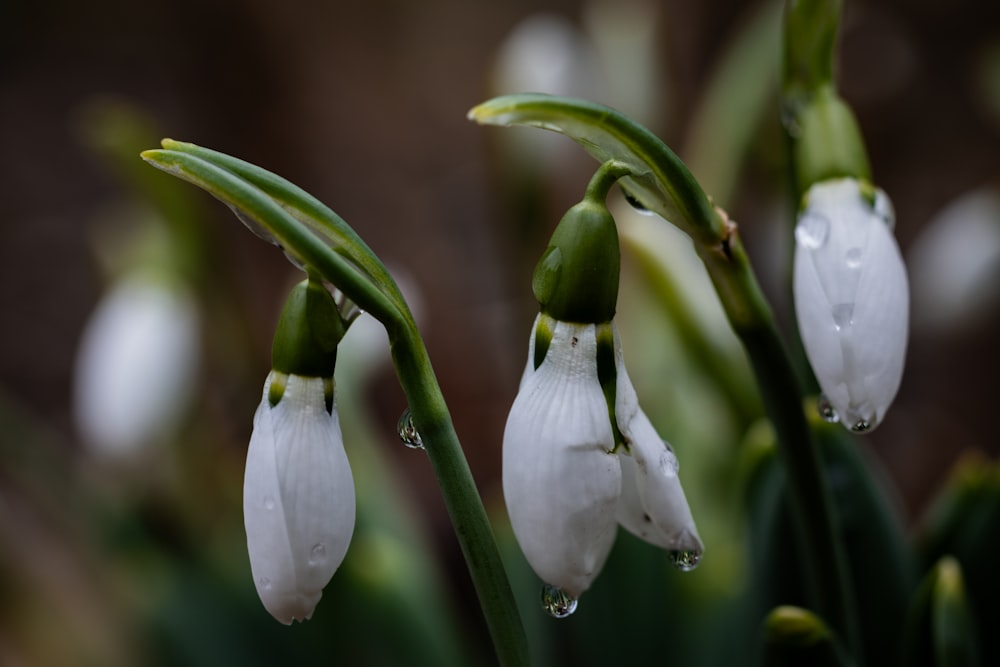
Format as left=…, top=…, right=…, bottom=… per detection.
left=595, top=323, right=624, bottom=449
left=268, top=371, right=288, bottom=407
left=323, top=376, right=334, bottom=415
left=532, top=314, right=554, bottom=370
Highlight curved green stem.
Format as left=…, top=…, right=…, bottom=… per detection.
left=390, top=323, right=529, bottom=666
left=471, top=93, right=858, bottom=655
left=141, top=145, right=528, bottom=665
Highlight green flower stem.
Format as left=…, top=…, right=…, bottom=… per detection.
left=142, top=145, right=528, bottom=666
left=390, top=323, right=529, bottom=666
left=782, top=0, right=870, bottom=196
left=471, top=93, right=858, bottom=654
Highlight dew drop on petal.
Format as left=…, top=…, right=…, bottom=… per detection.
left=259, top=577, right=272, bottom=591
left=851, top=418, right=874, bottom=433
left=309, top=543, right=327, bottom=565
left=263, top=495, right=276, bottom=511
left=817, top=395, right=839, bottom=423
left=795, top=213, right=830, bottom=250
left=397, top=408, right=424, bottom=449
left=540, top=584, right=578, bottom=619
left=845, top=247, right=863, bottom=269
left=832, top=303, right=854, bottom=330
left=668, top=549, right=702, bottom=572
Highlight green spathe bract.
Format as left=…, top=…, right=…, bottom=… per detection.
left=271, top=280, right=345, bottom=381
left=532, top=198, right=620, bottom=324
left=793, top=88, right=871, bottom=194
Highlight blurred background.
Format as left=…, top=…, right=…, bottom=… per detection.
left=1, top=0, right=999, bottom=664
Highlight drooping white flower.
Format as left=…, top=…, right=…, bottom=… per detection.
left=503, top=316, right=621, bottom=599
left=243, top=371, right=355, bottom=624
left=73, top=275, right=199, bottom=456
left=792, top=178, right=909, bottom=432
left=503, top=314, right=702, bottom=600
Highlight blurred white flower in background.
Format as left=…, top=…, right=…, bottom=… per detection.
left=73, top=274, right=199, bottom=456
left=907, top=186, right=1000, bottom=334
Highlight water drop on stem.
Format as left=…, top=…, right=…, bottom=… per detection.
left=397, top=408, right=424, bottom=449
left=540, top=584, right=578, bottom=619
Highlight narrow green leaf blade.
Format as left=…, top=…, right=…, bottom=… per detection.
left=141, top=148, right=399, bottom=326
left=469, top=93, right=724, bottom=246
left=760, top=606, right=857, bottom=667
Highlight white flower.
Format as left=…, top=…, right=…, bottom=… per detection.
left=503, top=314, right=701, bottom=600
left=793, top=178, right=909, bottom=432
left=73, top=275, right=199, bottom=456
left=243, top=372, right=355, bottom=624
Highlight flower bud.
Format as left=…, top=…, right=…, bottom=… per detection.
left=793, top=178, right=909, bottom=431
left=244, top=372, right=355, bottom=623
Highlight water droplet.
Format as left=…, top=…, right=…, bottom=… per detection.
left=282, top=249, right=306, bottom=271
left=851, top=418, right=873, bottom=433
left=230, top=206, right=279, bottom=246
left=832, top=303, right=854, bottom=330
left=540, top=584, right=578, bottom=618
left=874, top=190, right=895, bottom=230
left=259, top=577, right=272, bottom=591
left=845, top=247, right=863, bottom=269
left=263, top=496, right=276, bottom=511
left=397, top=408, right=424, bottom=449
left=669, top=549, right=702, bottom=572
left=309, top=543, right=327, bottom=565
left=795, top=213, right=830, bottom=250
left=817, top=395, right=839, bottom=423
left=622, top=189, right=655, bottom=216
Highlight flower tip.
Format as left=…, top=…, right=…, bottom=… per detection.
left=259, top=586, right=322, bottom=625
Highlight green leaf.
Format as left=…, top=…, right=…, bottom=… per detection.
left=903, top=557, right=980, bottom=667
left=737, top=412, right=916, bottom=666
left=469, top=94, right=725, bottom=247
left=154, top=140, right=412, bottom=320
left=140, top=146, right=401, bottom=329
left=760, top=606, right=857, bottom=667
left=918, top=454, right=999, bottom=665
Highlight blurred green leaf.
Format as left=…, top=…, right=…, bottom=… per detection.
left=902, top=556, right=980, bottom=667
left=470, top=93, right=724, bottom=247
left=918, top=454, right=1000, bottom=665
left=760, top=605, right=856, bottom=667
left=736, top=411, right=915, bottom=666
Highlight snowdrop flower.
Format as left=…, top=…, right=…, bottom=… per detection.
left=244, top=371, right=355, bottom=624
left=243, top=279, right=354, bottom=624
left=74, top=275, right=198, bottom=456
left=503, top=186, right=701, bottom=612
left=792, top=178, right=909, bottom=432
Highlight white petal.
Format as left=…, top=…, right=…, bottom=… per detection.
left=503, top=318, right=621, bottom=598
left=792, top=179, right=909, bottom=431
left=73, top=276, right=199, bottom=455
left=617, top=410, right=702, bottom=551
left=243, top=373, right=355, bottom=624
left=612, top=331, right=701, bottom=551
